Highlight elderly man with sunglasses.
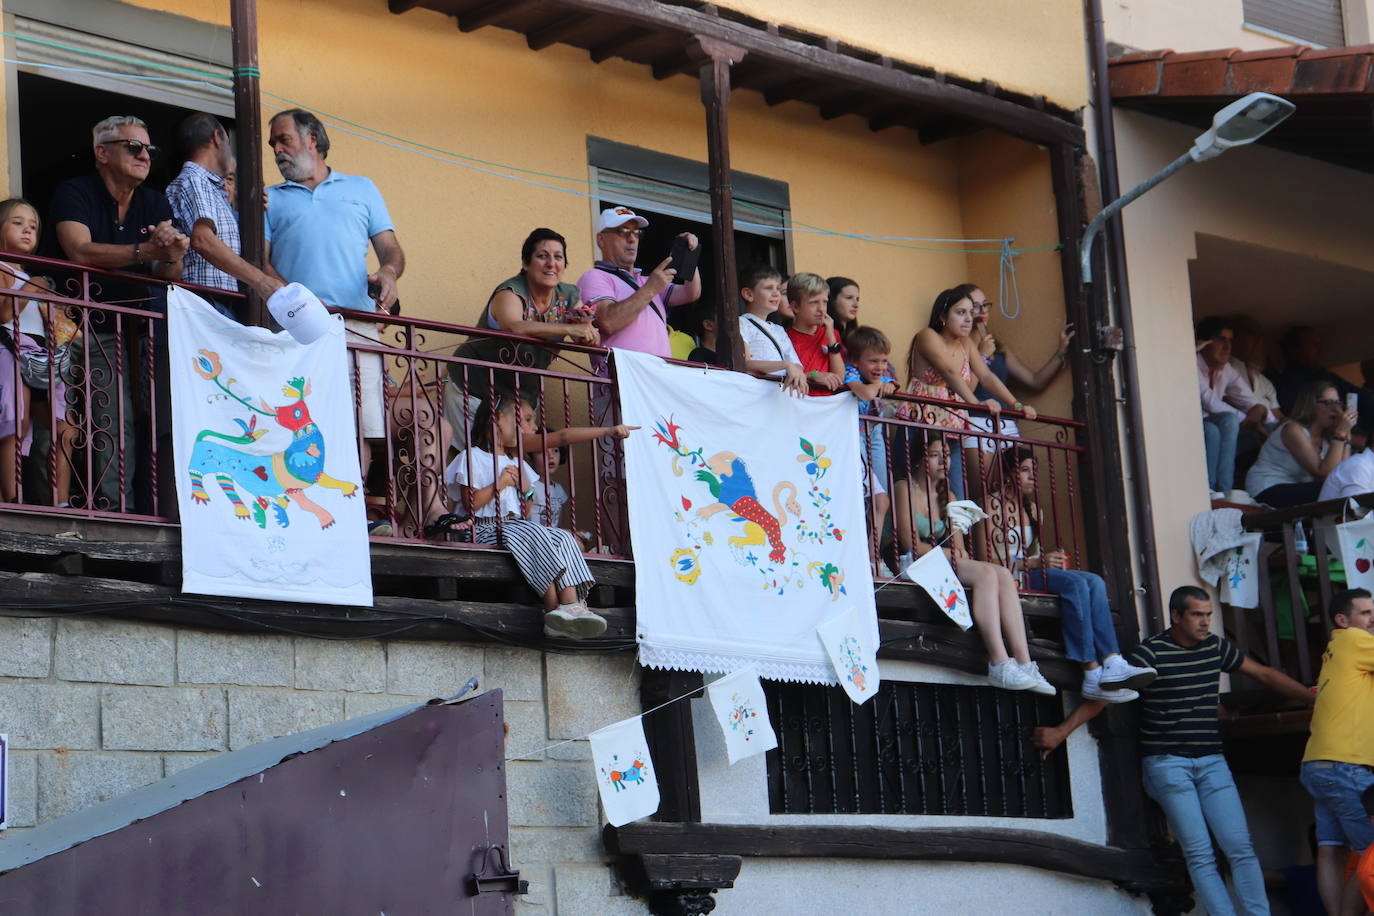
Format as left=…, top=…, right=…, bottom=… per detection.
left=576, top=206, right=701, bottom=364
left=51, top=115, right=190, bottom=513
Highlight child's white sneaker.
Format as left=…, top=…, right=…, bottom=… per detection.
left=1017, top=660, right=1057, bottom=696
left=987, top=659, right=1036, bottom=691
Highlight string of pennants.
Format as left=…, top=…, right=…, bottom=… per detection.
left=514, top=551, right=971, bottom=828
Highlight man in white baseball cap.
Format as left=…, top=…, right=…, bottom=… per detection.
left=576, top=206, right=701, bottom=363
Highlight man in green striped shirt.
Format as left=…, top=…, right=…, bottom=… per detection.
left=1035, top=586, right=1312, bottom=915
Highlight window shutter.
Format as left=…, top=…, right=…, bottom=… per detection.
left=1244, top=0, right=1345, bottom=47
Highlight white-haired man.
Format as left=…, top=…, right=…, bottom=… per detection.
left=52, top=115, right=189, bottom=511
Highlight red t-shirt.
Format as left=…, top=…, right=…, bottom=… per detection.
left=786, top=325, right=836, bottom=396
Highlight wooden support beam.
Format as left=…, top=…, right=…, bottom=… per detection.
left=589, top=26, right=654, bottom=63
left=693, top=36, right=747, bottom=373
left=916, top=117, right=982, bottom=145
left=641, top=669, right=703, bottom=822
left=868, top=107, right=914, bottom=132
left=763, top=77, right=816, bottom=106
left=818, top=92, right=869, bottom=121
left=230, top=0, right=267, bottom=327
left=0, top=570, right=637, bottom=646
left=651, top=48, right=697, bottom=80
left=458, top=0, right=538, bottom=33
left=527, top=12, right=590, bottom=50
left=604, top=823, right=1187, bottom=895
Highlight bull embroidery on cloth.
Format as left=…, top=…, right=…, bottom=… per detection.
left=169, top=286, right=372, bottom=606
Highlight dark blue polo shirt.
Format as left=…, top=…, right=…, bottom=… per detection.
left=49, top=172, right=173, bottom=310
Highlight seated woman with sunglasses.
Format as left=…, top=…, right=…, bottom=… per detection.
left=1244, top=380, right=1355, bottom=508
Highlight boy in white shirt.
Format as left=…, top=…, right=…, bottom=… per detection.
left=737, top=263, right=806, bottom=396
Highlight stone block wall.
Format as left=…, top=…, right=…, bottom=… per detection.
left=0, top=615, right=646, bottom=914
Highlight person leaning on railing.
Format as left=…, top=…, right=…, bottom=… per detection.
left=986, top=445, right=1156, bottom=704
left=890, top=285, right=1037, bottom=505
left=51, top=115, right=189, bottom=514
left=0, top=199, right=78, bottom=509
left=264, top=108, right=405, bottom=536
left=446, top=227, right=598, bottom=453
left=443, top=394, right=635, bottom=639
left=1245, top=379, right=1354, bottom=509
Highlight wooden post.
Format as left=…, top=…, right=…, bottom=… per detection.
left=231, top=0, right=267, bottom=327
left=692, top=37, right=746, bottom=371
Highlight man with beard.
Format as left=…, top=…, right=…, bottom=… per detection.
left=265, top=108, right=405, bottom=535
left=166, top=112, right=282, bottom=319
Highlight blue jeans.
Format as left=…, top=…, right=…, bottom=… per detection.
left=1026, top=568, right=1119, bottom=663
left=1142, top=754, right=1269, bottom=915
left=1202, top=413, right=1240, bottom=492
left=1300, top=760, right=1374, bottom=853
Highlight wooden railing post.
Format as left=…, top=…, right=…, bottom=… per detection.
left=692, top=36, right=746, bottom=372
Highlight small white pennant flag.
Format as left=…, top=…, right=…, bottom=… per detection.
left=817, top=605, right=881, bottom=704
left=1337, top=515, right=1374, bottom=592
left=589, top=716, right=660, bottom=827
left=903, top=548, right=973, bottom=630
left=1218, top=532, right=1263, bottom=609
left=706, top=667, right=778, bottom=764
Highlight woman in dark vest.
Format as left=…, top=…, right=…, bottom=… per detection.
left=448, top=228, right=599, bottom=441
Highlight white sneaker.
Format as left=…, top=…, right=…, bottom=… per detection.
left=555, top=601, right=607, bottom=639
left=987, top=659, right=1036, bottom=691
left=1097, top=655, right=1157, bottom=691
left=876, top=560, right=897, bottom=579
left=1017, top=660, right=1057, bottom=696
left=1208, top=490, right=1225, bottom=501
left=543, top=607, right=580, bottom=638
left=1082, top=679, right=1139, bottom=704
left=897, top=552, right=915, bottom=576
left=1226, top=489, right=1257, bottom=505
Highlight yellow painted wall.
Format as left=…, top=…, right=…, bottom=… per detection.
left=716, top=0, right=1088, bottom=110
left=955, top=131, right=1073, bottom=421
left=1112, top=109, right=1374, bottom=600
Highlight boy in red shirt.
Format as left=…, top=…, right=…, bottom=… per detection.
left=784, top=272, right=843, bottom=395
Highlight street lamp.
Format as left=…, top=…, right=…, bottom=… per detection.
left=1079, top=91, right=1295, bottom=283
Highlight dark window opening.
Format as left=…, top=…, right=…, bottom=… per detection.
left=765, top=680, right=1073, bottom=819
left=17, top=71, right=236, bottom=257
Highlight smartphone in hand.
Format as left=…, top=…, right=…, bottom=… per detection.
left=665, top=236, right=700, bottom=285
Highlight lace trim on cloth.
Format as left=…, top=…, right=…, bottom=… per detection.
left=639, top=642, right=838, bottom=685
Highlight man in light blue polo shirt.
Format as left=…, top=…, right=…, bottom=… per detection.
left=265, top=108, right=406, bottom=535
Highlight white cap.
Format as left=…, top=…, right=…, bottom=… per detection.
left=267, top=282, right=336, bottom=344
left=595, top=206, right=649, bottom=233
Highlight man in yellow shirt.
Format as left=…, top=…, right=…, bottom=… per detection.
left=1302, top=587, right=1374, bottom=916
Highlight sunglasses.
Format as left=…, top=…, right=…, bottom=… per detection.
left=101, top=139, right=160, bottom=160
left=608, top=227, right=642, bottom=239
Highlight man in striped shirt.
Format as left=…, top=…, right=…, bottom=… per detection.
left=1035, top=586, right=1312, bottom=915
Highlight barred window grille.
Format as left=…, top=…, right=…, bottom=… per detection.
left=765, top=681, right=1073, bottom=819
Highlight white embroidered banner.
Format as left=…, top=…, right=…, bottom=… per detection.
left=589, top=715, right=659, bottom=827
left=904, top=547, right=973, bottom=630
left=1337, top=515, right=1374, bottom=593
left=817, top=605, right=881, bottom=704
left=168, top=287, right=372, bottom=606
left=1219, top=533, right=1263, bottom=609
left=706, top=667, right=777, bottom=764
left=615, top=349, right=878, bottom=684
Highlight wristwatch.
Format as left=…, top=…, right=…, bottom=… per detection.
left=825, top=341, right=843, bottom=354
